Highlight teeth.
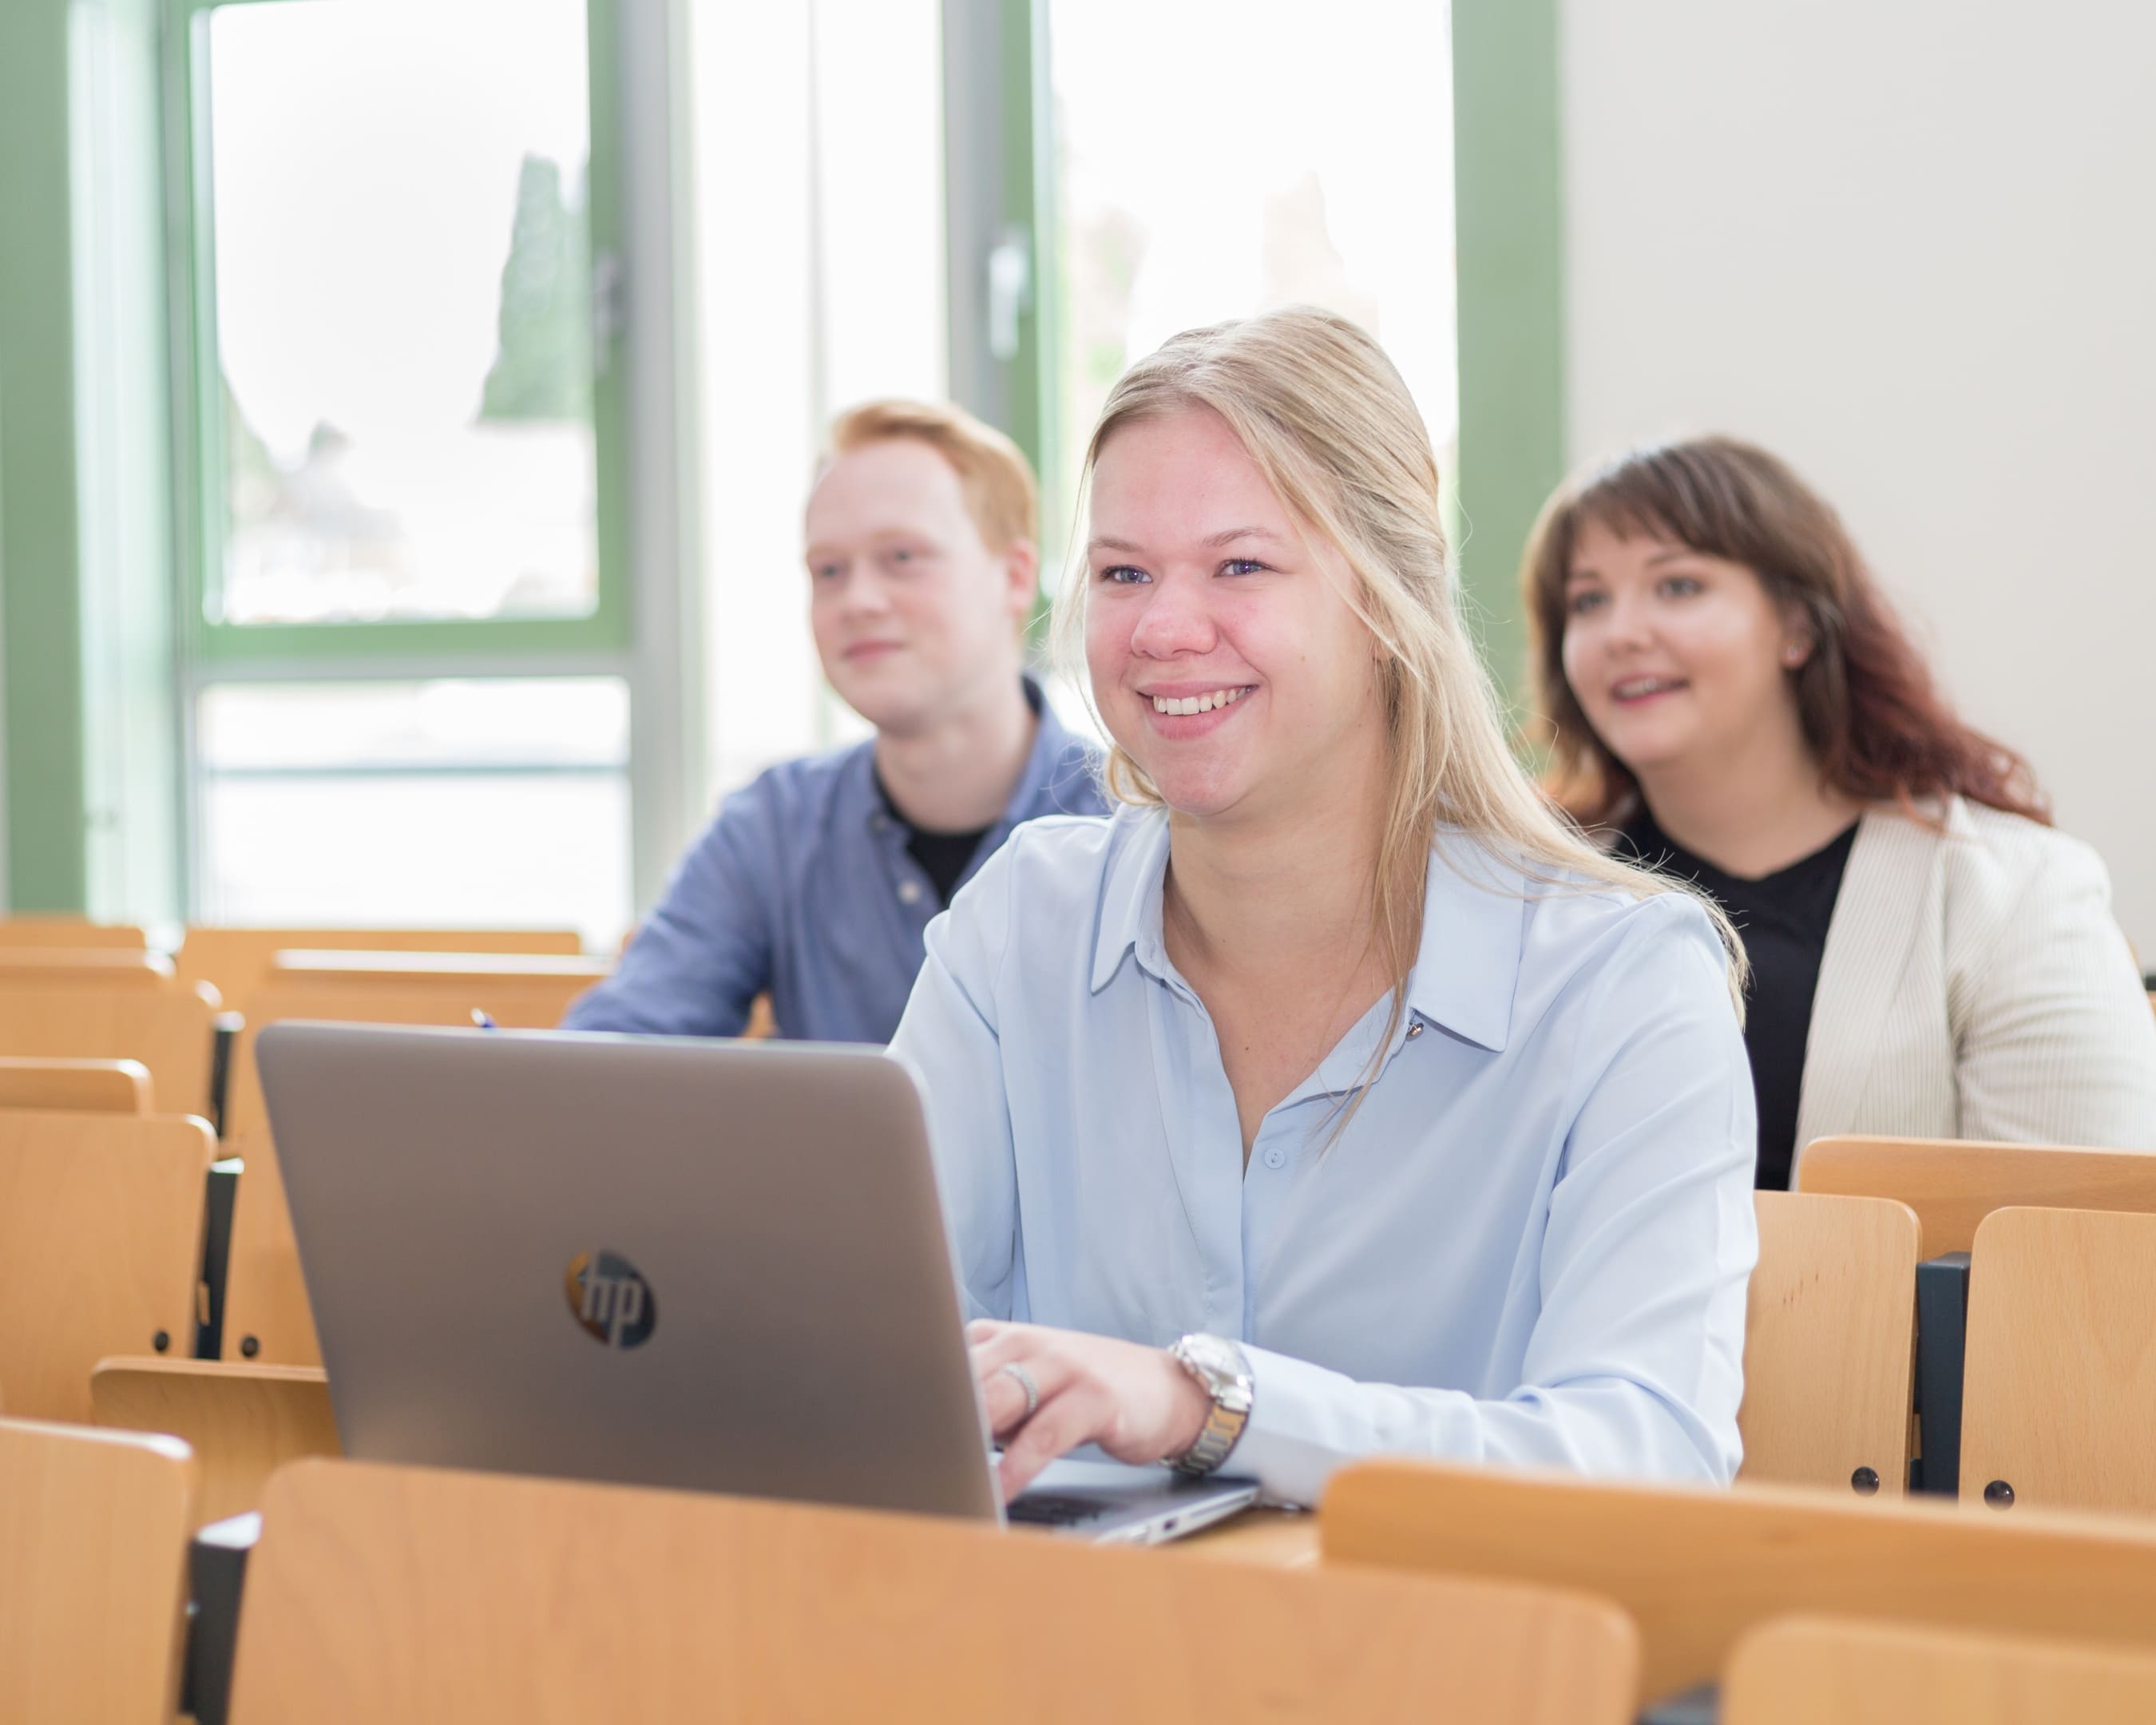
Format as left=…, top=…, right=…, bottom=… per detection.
left=1616, top=677, right=1681, bottom=699
left=1151, top=688, right=1248, bottom=716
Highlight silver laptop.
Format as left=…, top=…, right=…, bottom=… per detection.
left=255, top=1021, right=1256, bottom=1542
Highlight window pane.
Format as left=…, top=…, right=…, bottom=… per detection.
left=204, top=0, right=600, bottom=625
left=196, top=680, right=630, bottom=947
left=1047, top=0, right=1458, bottom=532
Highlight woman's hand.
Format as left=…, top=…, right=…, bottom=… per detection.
left=968, top=1319, right=1211, bottom=1501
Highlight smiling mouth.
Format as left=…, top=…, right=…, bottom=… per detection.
left=1147, top=686, right=1253, bottom=716
left=1610, top=676, right=1688, bottom=703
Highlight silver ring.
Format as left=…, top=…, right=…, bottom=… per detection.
left=997, top=1361, right=1040, bottom=1418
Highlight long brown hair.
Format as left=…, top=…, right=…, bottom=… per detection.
left=1522, top=435, right=2049, bottom=831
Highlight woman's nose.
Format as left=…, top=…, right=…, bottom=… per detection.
left=1599, top=591, right=1654, bottom=651
left=1128, top=577, right=1215, bottom=657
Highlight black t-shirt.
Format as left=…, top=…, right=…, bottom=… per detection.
left=874, top=771, right=992, bottom=908
left=1615, top=807, right=1860, bottom=1192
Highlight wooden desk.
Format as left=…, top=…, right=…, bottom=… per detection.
left=1175, top=1505, right=1320, bottom=1567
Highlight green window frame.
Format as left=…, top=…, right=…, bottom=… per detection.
left=164, top=0, right=633, bottom=668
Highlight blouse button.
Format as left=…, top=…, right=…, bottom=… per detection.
left=1405, top=1021, right=1425, bottom=1040
left=897, top=879, right=924, bottom=906
left=1262, top=1148, right=1286, bottom=1170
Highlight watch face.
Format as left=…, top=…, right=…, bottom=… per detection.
left=1179, top=1334, right=1252, bottom=1404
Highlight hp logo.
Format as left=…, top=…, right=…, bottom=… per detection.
left=564, top=1250, right=658, bottom=1350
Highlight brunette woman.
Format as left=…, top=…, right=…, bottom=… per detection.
left=1526, top=435, right=2156, bottom=1189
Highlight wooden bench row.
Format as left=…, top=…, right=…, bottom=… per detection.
left=14, top=1414, right=2156, bottom=1723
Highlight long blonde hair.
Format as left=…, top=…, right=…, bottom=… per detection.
left=1052, top=307, right=1744, bottom=1051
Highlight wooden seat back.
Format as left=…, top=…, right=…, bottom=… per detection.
left=92, top=1358, right=339, bottom=1526
left=0, top=1417, right=197, bottom=1723
left=0, top=981, right=221, bottom=1116
left=1724, top=1613, right=2156, bottom=1723
left=228, top=1458, right=1639, bottom=1724
left=1962, top=1206, right=2156, bottom=1517
left=0, top=917, right=149, bottom=949
left=1323, top=1458, right=2156, bottom=1706
left=1798, top=1135, right=2156, bottom=1255
left=223, top=957, right=609, bottom=1140
left=1740, top=1192, right=1920, bottom=1496
left=0, top=950, right=172, bottom=987
left=0, top=1111, right=215, bottom=1421
left=176, top=926, right=581, bottom=1013
left=0, top=1056, right=150, bottom=1112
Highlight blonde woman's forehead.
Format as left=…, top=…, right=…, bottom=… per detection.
left=1087, top=408, right=1295, bottom=547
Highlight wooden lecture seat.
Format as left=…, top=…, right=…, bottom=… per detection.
left=1797, top=1135, right=2156, bottom=1255
left=0, top=1056, right=150, bottom=1113
left=0, top=1417, right=197, bottom=1723
left=1961, top=1206, right=2156, bottom=1517
left=92, top=1358, right=339, bottom=1526
left=0, top=949, right=172, bottom=987
left=0, top=1111, right=214, bottom=1422
left=0, top=979, right=221, bottom=1115
left=221, top=954, right=609, bottom=1140
left=0, top=916, right=149, bottom=949
left=1322, top=1459, right=2156, bottom=1707
left=227, top=1458, right=1639, bottom=1724
left=176, top=924, right=581, bottom=1013
left=1723, top=1613, right=2156, bottom=1724
left=1739, top=1191, right=1920, bottom=1497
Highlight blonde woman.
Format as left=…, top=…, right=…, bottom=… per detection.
left=889, top=309, right=1758, bottom=1509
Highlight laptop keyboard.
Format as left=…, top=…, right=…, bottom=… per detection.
left=1004, top=1492, right=1113, bottom=1529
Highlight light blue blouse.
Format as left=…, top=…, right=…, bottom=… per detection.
left=889, top=806, right=1759, bottom=1507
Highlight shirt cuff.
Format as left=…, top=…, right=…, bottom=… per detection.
left=1228, top=1342, right=1478, bottom=1509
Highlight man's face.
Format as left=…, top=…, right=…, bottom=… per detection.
left=803, top=439, right=1035, bottom=733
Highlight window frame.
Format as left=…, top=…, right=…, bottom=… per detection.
left=1001, top=0, right=1563, bottom=705
left=162, top=0, right=633, bottom=668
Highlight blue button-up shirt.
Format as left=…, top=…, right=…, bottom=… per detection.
left=890, top=806, right=1758, bottom=1505
left=564, top=682, right=1105, bottom=1043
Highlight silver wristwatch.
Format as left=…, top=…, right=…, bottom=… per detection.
left=1166, top=1333, right=1254, bottom=1477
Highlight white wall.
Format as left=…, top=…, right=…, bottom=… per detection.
left=1561, top=1, right=2156, bottom=957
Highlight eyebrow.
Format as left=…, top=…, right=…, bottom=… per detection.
left=1644, top=546, right=1702, bottom=567
left=1085, top=525, right=1290, bottom=557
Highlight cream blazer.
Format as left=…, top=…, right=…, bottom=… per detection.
left=1788, top=796, right=2156, bottom=1175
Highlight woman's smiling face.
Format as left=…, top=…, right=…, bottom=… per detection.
left=1083, top=406, right=1386, bottom=825
left=1560, top=515, right=1810, bottom=782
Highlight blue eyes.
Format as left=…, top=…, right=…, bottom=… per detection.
left=1099, top=558, right=1268, bottom=585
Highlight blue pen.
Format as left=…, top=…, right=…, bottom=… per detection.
left=471, top=1009, right=498, bottom=1030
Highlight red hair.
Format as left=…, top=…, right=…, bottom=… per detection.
left=1522, top=435, right=2048, bottom=829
